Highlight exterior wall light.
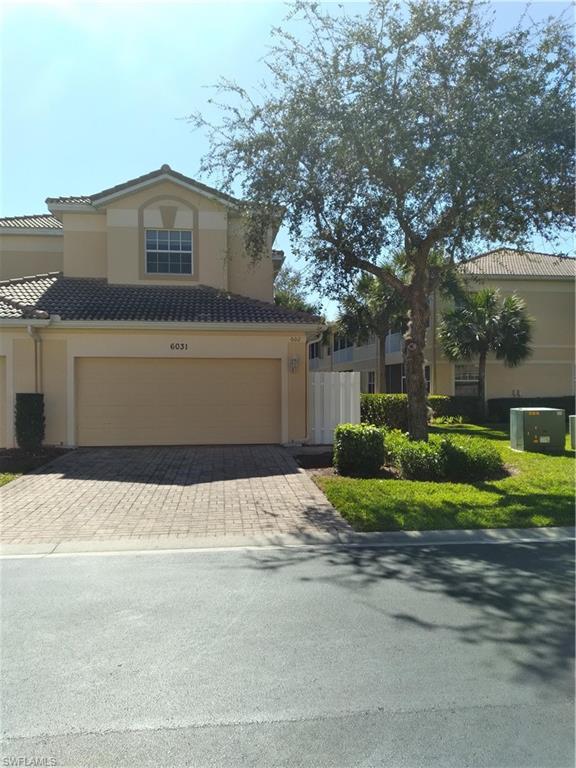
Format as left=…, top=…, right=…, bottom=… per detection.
left=288, top=356, right=300, bottom=373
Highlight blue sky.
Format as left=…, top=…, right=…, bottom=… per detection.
left=1, top=0, right=573, bottom=318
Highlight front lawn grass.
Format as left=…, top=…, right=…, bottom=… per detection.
left=0, top=473, right=19, bottom=487
left=315, top=424, right=575, bottom=531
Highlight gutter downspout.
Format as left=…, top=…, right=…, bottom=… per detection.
left=26, top=318, right=53, bottom=393
left=27, top=325, right=42, bottom=393
left=305, top=329, right=325, bottom=444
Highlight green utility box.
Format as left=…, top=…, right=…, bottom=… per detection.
left=510, top=407, right=565, bottom=454
left=569, top=415, right=575, bottom=450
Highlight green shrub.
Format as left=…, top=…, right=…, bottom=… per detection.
left=333, top=423, right=385, bottom=477
left=396, top=438, right=444, bottom=480
left=362, top=394, right=483, bottom=428
left=386, top=431, right=504, bottom=481
left=439, top=436, right=504, bottom=481
left=428, top=395, right=483, bottom=422
left=382, top=428, right=410, bottom=466
left=433, top=415, right=464, bottom=425
left=15, top=393, right=45, bottom=452
left=361, top=394, right=409, bottom=430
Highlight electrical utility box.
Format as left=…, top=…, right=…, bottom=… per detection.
left=510, top=408, right=566, bottom=454
left=569, top=415, right=575, bottom=450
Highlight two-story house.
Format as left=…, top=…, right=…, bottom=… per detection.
left=310, top=249, right=575, bottom=400
left=0, top=166, right=324, bottom=448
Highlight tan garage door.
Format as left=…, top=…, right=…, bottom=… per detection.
left=0, top=357, right=6, bottom=448
left=76, top=357, right=281, bottom=446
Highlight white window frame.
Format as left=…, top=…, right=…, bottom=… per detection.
left=454, top=362, right=479, bottom=396
left=145, top=228, right=193, bottom=275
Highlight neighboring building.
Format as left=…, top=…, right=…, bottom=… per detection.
left=310, top=249, right=575, bottom=399
left=0, top=165, right=323, bottom=448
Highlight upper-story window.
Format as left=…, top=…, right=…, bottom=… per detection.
left=145, top=229, right=193, bottom=275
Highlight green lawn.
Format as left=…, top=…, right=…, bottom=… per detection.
left=316, top=424, right=575, bottom=531
left=0, top=473, right=19, bottom=487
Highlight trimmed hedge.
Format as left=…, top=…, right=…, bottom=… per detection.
left=382, top=429, right=504, bottom=481
left=396, top=438, right=444, bottom=480
left=487, top=396, right=575, bottom=424
left=361, top=393, right=482, bottom=429
left=429, top=395, right=483, bottom=423
left=439, top=436, right=503, bottom=481
left=361, top=394, right=409, bottom=430
left=15, top=393, right=45, bottom=452
left=333, top=423, right=385, bottom=477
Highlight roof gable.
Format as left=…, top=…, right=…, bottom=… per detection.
left=46, top=165, right=240, bottom=212
left=461, top=249, right=575, bottom=279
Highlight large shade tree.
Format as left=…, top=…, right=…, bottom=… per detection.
left=191, top=0, right=574, bottom=439
left=439, top=288, right=533, bottom=417
left=274, top=264, right=321, bottom=315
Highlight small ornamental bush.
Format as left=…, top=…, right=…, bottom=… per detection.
left=333, top=423, right=385, bottom=477
left=433, top=415, right=464, bottom=425
left=439, top=436, right=503, bottom=481
left=15, top=393, right=45, bottom=453
left=396, top=438, right=444, bottom=480
left=382, top=428, right=410, bottom=466
left=383, top=431, right=504, bottom=481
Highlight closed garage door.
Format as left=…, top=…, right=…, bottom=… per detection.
left=0, top=356, right=5, bottom=448
left=76, top=357, right=281, bottom=446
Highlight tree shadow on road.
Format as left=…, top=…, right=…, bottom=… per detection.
left=244, top=539, right=575, bottom=693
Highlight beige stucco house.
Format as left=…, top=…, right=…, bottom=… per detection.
left=310, top=249, right=575, bottom=401
left=0, top=166, right=324, bottom=448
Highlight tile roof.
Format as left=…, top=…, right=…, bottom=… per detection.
left=0, top=214, right=62, bottom=230
left=0, top=273, right=321, bottom=325
left=461, top=249, right=576, bottom=278
left=44, top=196, right=91, bottom=205
left=46, top=165, right=240, bottom=208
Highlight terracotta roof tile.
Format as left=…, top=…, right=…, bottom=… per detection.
left=461, top=249, right=575, bottom=278
left=45, top=165, right=240, bottom=208
left=0, top=273, right=321, bottom=325
left=0, top=214, right=62, bottom=229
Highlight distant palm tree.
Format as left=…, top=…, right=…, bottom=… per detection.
left=439, top=288, right=533, bottom=418
left=338, top=274, right=406, bottom=392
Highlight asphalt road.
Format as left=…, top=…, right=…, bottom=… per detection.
left=1, top=541, right=574, bottom=768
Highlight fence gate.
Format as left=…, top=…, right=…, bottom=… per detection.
left=308, top=372, right=361, bottom=445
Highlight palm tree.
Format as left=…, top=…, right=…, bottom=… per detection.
left=338, top=255, right=465, bottom=393
left=338, top=274, right=406, bottom=392
left=439, top=289, right=533, bottom=418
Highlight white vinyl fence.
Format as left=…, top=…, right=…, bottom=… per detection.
left=308, top=372, right=361, bottom=445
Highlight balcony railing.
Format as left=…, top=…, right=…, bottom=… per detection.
left=333, top=347, right=353, bottom=364
left=385, top=332, right=402, bottom=354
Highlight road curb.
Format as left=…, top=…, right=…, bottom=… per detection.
left=0, top=526, right=573, bottom=558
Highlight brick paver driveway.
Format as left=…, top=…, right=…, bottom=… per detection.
left=0, top=446, right=350, bottom=544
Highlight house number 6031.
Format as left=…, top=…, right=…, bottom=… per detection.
left=170, top=343, right=188, bottom=351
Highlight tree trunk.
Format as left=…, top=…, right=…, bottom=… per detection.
left=404, top=282, right=430, bottom=441
left=377, top=330, right=388, bottom=393
left=478, top=351, right=487, bottom=421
